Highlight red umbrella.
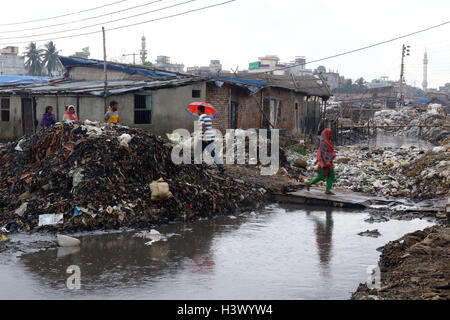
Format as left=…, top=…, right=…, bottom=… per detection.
left=186, top=102, right=218, bottom=119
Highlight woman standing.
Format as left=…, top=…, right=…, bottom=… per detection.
left=306, top=128, right=336, bottom=195
left=62, top=105, right=79, bottom=122
left=40, top=106, right=56, bottom=128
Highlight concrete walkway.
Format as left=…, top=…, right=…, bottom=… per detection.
left=271, top=187, right=447, bottom=213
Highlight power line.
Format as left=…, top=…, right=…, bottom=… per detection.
left=0, top=0, right=236, bottom=46
left=0, top=0, right=169, bottom=34
left=253, top=19, right=450, bottom=75
left=0, top=0, right=129, bottom=27
left=0, top=0, right=199, bottom=41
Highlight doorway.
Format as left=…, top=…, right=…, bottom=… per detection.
left=231, top=101, right=238, bottom=129
left=21, top=97, right=35, bottom=135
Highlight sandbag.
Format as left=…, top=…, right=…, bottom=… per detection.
left=150, top=178, right=173, bottom=201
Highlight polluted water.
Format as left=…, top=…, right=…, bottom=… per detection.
left=0, top=203, right=434, bottom=300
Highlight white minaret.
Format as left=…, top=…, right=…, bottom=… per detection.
left=422, top=50, right=428, bottom=92
left=140, top=34, right=148, bottom=64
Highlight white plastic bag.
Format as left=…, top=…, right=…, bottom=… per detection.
left=119, top=134, right=132, bottom=147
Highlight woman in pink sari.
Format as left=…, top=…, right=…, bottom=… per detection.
left=62, top=105, right=79, bottom=122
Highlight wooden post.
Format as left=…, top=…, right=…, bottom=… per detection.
left=102, top=27, right=108, bottom=113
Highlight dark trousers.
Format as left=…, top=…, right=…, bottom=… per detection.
left=199, top=140, right=223, bottom=169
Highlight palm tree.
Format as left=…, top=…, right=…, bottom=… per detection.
left=42, top=41, right=61, bottom=77
left=24, top=42, right=44, bottom=76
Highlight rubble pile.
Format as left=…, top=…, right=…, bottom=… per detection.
left=0, top=123, right=267, bottom=233
left=290, top=144, right=450, bottom=199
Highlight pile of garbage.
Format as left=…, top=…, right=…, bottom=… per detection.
left=373, top=105, right=449, bottom=142
left=0, top=123, right=267, bottom=233
left=289, top=144, right=450, bottom=199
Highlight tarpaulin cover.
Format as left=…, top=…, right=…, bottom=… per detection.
left=0, top=75, right=51, bottom=86
left=59, top=56, right=178, bottom=79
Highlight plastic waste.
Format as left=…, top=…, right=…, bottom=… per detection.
left=69, top=168, right=84, bottom=188
left=15, top=202, right=28, bottom=216
left=73, top=206, right=83, bottom=217
left=38, top=214, right=64, bottom=227
left=119, top=134, right=133, bottom=147
left=14, top=139, right=25, bottom=152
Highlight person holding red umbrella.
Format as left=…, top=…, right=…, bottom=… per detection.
left=197, top=105, right=224, bottom=173
left=306, top=128, right=336, bottom=195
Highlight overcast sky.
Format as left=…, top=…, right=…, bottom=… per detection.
left=1, top=0, right=449, bottom=88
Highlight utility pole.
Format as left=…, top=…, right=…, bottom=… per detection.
left=399, top=44, right=410, bottom=106
left=103, top=27, right=108, bottom=113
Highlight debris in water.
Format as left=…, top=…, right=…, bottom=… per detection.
left=358, top=229, right=382, bottom=238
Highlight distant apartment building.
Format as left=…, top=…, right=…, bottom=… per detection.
left=247, top=55, right=313, bottom=76
left=369, top=76, right=391, bottom=88
left=154, top=55, right=184, bottom=73
left=313, top=66, right=342, bottom=91
left=438, top=83, right=450, bottom=95
left=0, top=46, right=27, bottom=75
left=186, top=60, right=225, bottom=76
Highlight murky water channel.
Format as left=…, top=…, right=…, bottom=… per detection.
left=0, top=204, right=434, bottom=300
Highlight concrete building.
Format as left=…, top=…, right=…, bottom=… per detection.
left=186, top=60, right=225, bottom=76
left=248, top=55, right=285, bottom=75
left=0, top=56, right=330, bottom=139
left=0, top=46, right=27, bottom=76
left=313, top=66, right=343, bottom=91
left=154, top=56, right=184, bottom=73
left=438, top=83, right=450, bottom=95
left=247, top=55, right=314, bottom=76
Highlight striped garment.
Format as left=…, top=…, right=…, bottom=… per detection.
left=198, top=114, right=214, bottom=141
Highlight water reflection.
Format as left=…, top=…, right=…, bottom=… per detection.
left=311, top=209, right=334, bottom=266
left=11, top=205, right=434, bottom=299
left=19, top=219, right=223, bottom=292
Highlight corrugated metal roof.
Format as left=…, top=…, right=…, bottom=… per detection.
left=0, top=78, right=205, bottom=96
left=220, top=73, right=332, bottom=98
left=209, top=75, right=267, bottom=87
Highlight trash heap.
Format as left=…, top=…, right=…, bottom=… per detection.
left=373, top=105, right=449, bottom=142
left=0, top=123, right=267, bottom=233
left=289, top=144, right=450, bottom=199
left=374, top=109, right=418, bottom=128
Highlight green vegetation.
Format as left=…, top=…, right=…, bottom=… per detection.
left=290, top=145, right=309, bottom=155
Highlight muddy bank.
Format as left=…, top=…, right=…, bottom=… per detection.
left=352, top=225, right=450, bottom=300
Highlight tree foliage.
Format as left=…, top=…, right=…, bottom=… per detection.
left=25, top=41, right=62, bottom=76
left=24, top=42, right=44, bottom=76
left=333, top=77, right=368, bottom=94
left=42, top=41, right=61, bottom=76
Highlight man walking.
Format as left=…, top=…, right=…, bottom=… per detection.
left=197, top=105, right=224, bottom=173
